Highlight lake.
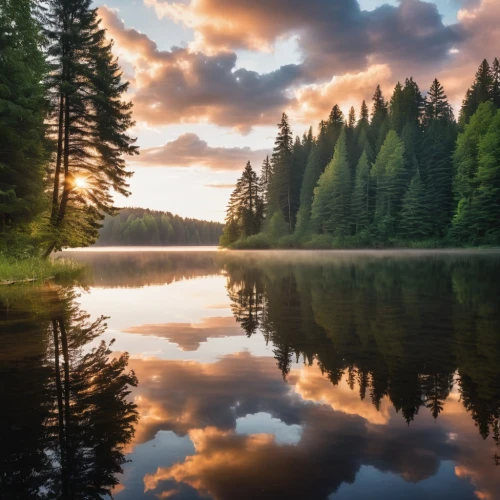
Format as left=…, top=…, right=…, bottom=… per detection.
left=1, top=248, right=500, bottom=499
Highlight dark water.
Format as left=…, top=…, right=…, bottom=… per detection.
left=1, top=249, right=500, bottom=500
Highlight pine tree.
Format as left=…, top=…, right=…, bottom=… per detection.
left=421, top=80, right=457, bottom=237
left=351, top=150, right=372, bottom=235
left=358, top=100, right=370, bottom=130
left=0, top=0, right=47, bottom=246
left=43, top=0, right=138, bottom=255
left=371, top=85, right=389, bottom=153
left=402, top=77, right=425, bottom=125
left=474, top=109, right=500, bottom=242
left=311, top=128, right=351, bottom=236
left=371, top=130, right=406, bottom=238
left=290, top=136, right=306, bottom=227
left=390, top=82, right=405, bottom=134
left=399, top=170, right=431, bottom=239
left=327, top=104, right=345, bottom=154
left=459, top=59, right=494, bottom=126
left=425, top=79, right=451, bottom=121
left=452, top=102, right=497, bottom=242
left=267, top=113, right=294, bottom=230
left=492, top=58, right=500, bottom=109
left=348, top=106, right=356, bottom=129
left=220, top=162, right=263, bottom=246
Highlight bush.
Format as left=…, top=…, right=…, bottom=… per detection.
left=230, top=233, right=272, bottom=249
left=303, top=234, right=335, bottom=249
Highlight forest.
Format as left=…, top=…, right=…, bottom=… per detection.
left=221, top=59, right=500, bottom=249
left=96, top=207, right=223, bottom=246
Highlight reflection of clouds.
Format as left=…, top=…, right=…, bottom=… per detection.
left=125, top=316, right=245, bottom=351
left=124, top=353, right=491, bottom=499
left=289, top=362, right=392, bottom=425
left=439, top=397, right=500, bottom=500
left=128, top=353, right=303, bottom=444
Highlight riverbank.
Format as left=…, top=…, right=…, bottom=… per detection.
left=226, top=233, right=497, bottom=250
left=0, top=256, right=87, bottom=284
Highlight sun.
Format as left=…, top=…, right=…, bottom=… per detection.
left=74, top=177, right=88, bottom=189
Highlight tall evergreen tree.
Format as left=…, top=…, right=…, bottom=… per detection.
left=390, top=82, right=405, bottom=134
left=267, top=113, right=294, bottom=230
left=371, top=130, right=406, bottom=237
left=492, top=58, right=500, bottom=109
left=311, top=128, right=351, bottom=236
left=0, top=0, right=47, bottom=246
left=370, top=85, right=389, bottom=154
left=421, top=79, right=457, bottom=236
left=459, top=59, right=494, bottom=126
left=399, top=170, right=431, bottom=239
left=351, top=149, right=372, bottom=235
left=473, top=109, right=500, bottom=242
left=43, top=0, right=138, bottom=255
left=452, top=102, right=497, bottom=242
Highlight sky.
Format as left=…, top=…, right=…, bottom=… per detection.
left=93, top=0, right=500, bottom=222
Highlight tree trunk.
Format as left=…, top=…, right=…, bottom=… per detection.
left=50, top=93, right=65, bottom=224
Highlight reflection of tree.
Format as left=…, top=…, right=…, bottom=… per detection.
left=226, top=266, right=265, bottom=337
left=0, top=286, right=138, bottom=498
left=224, top=253, right=500, bottom=459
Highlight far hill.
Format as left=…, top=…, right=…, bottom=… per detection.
left=95, top=208, right=224, bottom=246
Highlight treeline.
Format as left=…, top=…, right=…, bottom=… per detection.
left=221, top=59, right=500, bottom=248
left=96, top=208, right=223, bottom=246
left=0, top=0, right=137, bottom=258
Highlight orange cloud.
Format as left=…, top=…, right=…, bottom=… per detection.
left=135, top=133, right=270, bottom=171
left=125, top=316, right=245, bottom=351
left=290, top=64, right=393, bottom=123
left=289, top=362, right=392, bottom=425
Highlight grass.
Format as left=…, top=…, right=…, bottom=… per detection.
left=0, top=256, right=87, bottom=284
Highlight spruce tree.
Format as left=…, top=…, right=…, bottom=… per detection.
left=43, top=0, right=138, bottom=255
left=371, top=130, right=406, bottom=238
left=327, top=104, right=345, bottom=154
left=351, top=150, right=372, bottom=235
left=474, top=109, right=500, bottom=242
left=459, top=59, right=494, bottom=126
left=421, top=80, right=457, bottom=237
left=267, top=112, right=294, bottom=230
left=0, top=0, right=47, bottom=246
left=399, top=170, right=431, bottom=239
left=390, top=82, right=405, bottom=134
left=492, top=58, right=500, bottom=109
left=370, top=85, right=389, bottom=153
left=311, top=128, right=351, bottom=236
left=452, top=102, right=496, bottom=242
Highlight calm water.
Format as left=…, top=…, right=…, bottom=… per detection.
left=1, top=249, right=500, bottom=499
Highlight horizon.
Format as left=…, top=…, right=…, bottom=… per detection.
left=92, top=0, right=499, bottom=223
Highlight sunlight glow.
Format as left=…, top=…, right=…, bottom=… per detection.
left=74, top=177, right=88, bottom=190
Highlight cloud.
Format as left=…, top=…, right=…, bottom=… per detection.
left=292, top=64, right=393, bottom=122
left=135, top=133, right=270, bottom=170
left=438, top=0, right=500, bottom=108
left=124, top=316, right=245, bottom=351
left=205, top=183, right=235, bottom=189
left=144, top=0, right=462, bottom=80
left=100, top=1, right=499, bottom=131
left=100, top=7, right=302, bottom=131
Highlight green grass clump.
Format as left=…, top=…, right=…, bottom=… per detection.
left=0, top=256, right=86, bottom=284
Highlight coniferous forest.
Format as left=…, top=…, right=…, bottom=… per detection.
left=0, top=0, right=218, bottom=261
left=96, top=208, right=223, bottom=246
left=221, top=60, right=500, bottom=249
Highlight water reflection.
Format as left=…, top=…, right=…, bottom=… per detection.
left=223, top=253, right=500, bottom=453
left=2, top=250, right=500, bottom=499
left=0, top=286, right=138, bottom=499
